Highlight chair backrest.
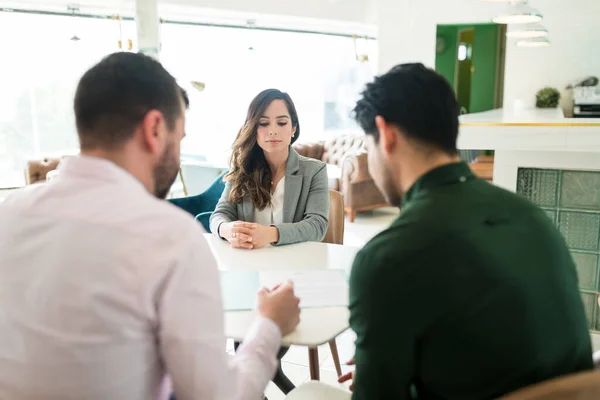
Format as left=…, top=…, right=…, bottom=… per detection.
left=323, top=189, right=344, bottom=245
left=469, top=155, right=494, bottom=182
left=168, top=172, right=227, bottom=230
left=498, top=371, right=600, bottom=400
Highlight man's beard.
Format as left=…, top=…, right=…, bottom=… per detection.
left=376, top=171, right=403, bottom=208
left=153, top=142, right=180, bottom=200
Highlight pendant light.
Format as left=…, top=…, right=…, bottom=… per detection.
left=516, top=37, right=550, bottom=47
left=506, top=23, right=548, bottom=38
left=68, top=4, right=81, bottom=42
left=492, top=1, right=543, bottom=24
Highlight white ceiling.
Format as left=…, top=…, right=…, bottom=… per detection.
left=3, top=0, right=597, bottom=26
left=3, top=0, right=371, bottom=23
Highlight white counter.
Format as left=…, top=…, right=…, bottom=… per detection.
left=458, top=108, right=600, bottom=153
left=459, top=107, right=600, bottom=125
left=457, top=108, right=600, bottom=192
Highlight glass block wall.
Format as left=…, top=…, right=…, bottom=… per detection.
left=517, top=168, right=600, bottom=331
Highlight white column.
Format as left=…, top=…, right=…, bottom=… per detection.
left=135, top=0, right=161, bottom=60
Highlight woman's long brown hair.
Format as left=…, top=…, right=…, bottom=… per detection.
left=225, top=89, right=300, bottom=211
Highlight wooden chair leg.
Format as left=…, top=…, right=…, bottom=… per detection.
left=329, top=339, right=342, bottom=377
left=347, top=209, right=357, bottom=222
left=308, top=348, right=320, bottom=380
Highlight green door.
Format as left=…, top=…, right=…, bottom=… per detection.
left=469, top=25, right=500, bottom=113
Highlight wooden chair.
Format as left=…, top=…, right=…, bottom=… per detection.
left=469, top=155, right=494, bottom=182
left=323, top=189, right=345, bottom=245
left=307, top=189, right=345, bottom=381
left=498, top=370, right=600, bottom=400
left=285, top=381, right=351, bottom=400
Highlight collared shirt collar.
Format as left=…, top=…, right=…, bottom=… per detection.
left=57, top=154, right=149, bottom=194
left=401, top=161, right=476, bottom=208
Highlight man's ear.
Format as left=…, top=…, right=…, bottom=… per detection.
left=374, top=115, right=396, bottom=154
left=140, top=110, right=166, bottom=154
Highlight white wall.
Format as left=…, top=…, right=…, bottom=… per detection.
left=503, top=0, right=600, bottom=114
left=369, top=0, right=499, bottom=73
left=370, top=0, right=600, bottom=116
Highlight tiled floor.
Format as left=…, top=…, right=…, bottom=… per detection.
left=342, top=207, right=399, bottom=248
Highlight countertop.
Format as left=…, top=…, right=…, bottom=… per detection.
left=459, top=108, right=600, bottom=126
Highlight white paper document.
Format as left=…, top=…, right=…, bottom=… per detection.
left=259, top=269, right=349, bottom=308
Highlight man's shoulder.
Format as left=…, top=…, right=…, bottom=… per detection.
left=128, top=194, right=207, bottom=241
left=354, top=220, right=424, bottom=270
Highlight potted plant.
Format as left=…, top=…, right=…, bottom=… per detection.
left=535, top=87, right=561, bottom=108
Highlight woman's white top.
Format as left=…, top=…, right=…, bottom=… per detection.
left=255, top=177, right=285, bottom=226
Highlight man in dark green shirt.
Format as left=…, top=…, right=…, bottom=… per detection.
left=343, top=63, right=593, bottom=399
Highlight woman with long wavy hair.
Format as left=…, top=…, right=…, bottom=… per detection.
left=210, top=88, right=329, bottom=249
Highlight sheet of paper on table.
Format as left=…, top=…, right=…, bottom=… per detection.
left=259, top=270, right=349, bottom=309
left=219, top=269, right=349, bottom=311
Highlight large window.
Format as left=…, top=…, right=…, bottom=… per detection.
left=0, top=11, right=136, bottom=187
left=0, top=10, right=377, bottom=188
left=160, top=24, right=377, bottom=163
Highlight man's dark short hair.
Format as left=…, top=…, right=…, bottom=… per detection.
left=353, top=62, right=460, bottom=154
left=74, top=52, right=188, bottom=150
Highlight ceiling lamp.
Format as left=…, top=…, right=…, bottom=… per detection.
left=492, top=1, right=543, bottom=24
left=68, top=3, right=81, bottom=42
left=516, top=37, right=550, bottom=47
left=506, top=23, right=548, bottom=38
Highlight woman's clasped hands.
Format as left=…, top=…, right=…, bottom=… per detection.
left=220, top=221, right=280, bottom=249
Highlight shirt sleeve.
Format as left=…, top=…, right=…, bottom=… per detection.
left=349, top=247, right=419, bottom=400
left=156, top=225, right=281, bottom=400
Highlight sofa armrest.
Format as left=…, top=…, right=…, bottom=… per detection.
left=293, top=142, right=325, bottom=161
left=340, top=151, right=388, bottom=217
left=342, top=151, right=373, bottom=185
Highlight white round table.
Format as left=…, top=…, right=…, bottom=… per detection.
left=204, top=233, right=360, bottom=347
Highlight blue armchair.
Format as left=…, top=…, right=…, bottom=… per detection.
left=168, top=171, right=227, bottom=232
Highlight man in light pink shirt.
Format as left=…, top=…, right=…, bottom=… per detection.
left=0, top=52, right=300, bottom=400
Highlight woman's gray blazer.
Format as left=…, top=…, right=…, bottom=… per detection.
left=209, top=148, right=330, bottom=245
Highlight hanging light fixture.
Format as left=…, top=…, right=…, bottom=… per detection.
left=517, top=37, right=550, bottom=47
left=506, top=23, right=548, bottom=38
left=68, top=4, right=81, bottom=41
left=492, top=1, right=543, bottom=24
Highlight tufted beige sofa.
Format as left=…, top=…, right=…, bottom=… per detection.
left=293, top=135, right=390, bottom=222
